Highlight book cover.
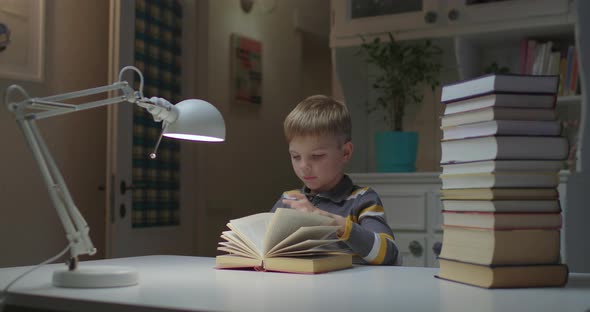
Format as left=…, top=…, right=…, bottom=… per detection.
left=442, top=93, right=556, bottom=115
left=441, top=120, right=561, bottom=140
left=215, top=208, right=352, bottom=274
left=216, top=254, right=352, bottom=274
left=439, top=227, right=560, bottom=265
left=441, top=74, right=559, bottom=104
left=441, top=160, right=564, bottom=175
left=442, top=211, right=562, bottom=230
left=440, top=188, right=558, bottom=200
left=440, top=172, right=559, bottom=189
left=441, top=199, right=561, bottom=213
left=440, top=136, right=568, bottom=163
left=440, top=107, right=556, bottom=128
left=436, top=258, right=568, bottom=288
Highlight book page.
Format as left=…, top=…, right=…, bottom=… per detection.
left=270, top=246, right=352, bottom=257
left=262, top=208, right=334, bottom=255
left=267, top=239, right=341, bottom=257
left=218, top=242, right=250, bottom=255
left=217, top=246, right=259, bottom=259
left=267, top=225, right=339, bottom=255
left=227, top=212, right=273, bottom=258
left=221, top=230, right=252, bottom=253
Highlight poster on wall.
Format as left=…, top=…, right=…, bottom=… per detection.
left=231, top=33, right=262, bottom=105
left=0, top=0, right=45, bottom=81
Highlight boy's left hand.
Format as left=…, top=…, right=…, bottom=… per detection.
left=282, top=193, right=346, bottom=236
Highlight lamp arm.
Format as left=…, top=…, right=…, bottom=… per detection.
left=18, top=118, right=96, bottom=263
left=4, top=66, right=168, bottom=270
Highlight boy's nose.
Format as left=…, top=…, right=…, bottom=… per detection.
left=299, top=160, right=311, bottom=170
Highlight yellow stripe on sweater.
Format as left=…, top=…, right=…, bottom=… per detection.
left=369, top=233, right=393, bottom=264
left=339, top=216, right=354, bottom=241
left=358, top=204, right=384, bottom=219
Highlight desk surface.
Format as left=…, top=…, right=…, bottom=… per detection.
left=1, top=256, right=589, bottom=312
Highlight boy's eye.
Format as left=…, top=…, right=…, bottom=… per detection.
left=312, top=154, right=325, bottom=159
left=291, top=155, right=301, bottom=160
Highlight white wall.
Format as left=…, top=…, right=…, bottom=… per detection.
left=0, top=0, right=108, bottom=267
left=190, top=0, right=331, bottom=256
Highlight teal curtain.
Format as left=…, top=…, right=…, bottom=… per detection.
left=132, top=0, right=182, bottom=227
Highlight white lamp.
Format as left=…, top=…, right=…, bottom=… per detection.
left=4, top=66, right=225, bottom=288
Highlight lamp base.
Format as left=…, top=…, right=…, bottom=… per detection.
left=52, top=265, right=139, bottom=288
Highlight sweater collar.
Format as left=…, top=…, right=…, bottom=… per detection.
left=302, top=175, right=353, bottom=203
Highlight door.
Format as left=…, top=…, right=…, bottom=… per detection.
left=105, top=0, right=194, bottom=258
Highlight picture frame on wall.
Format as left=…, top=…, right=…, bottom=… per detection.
left=0, top=0, right=45, bottom=82
left=230, top=33, right=262, bottom=105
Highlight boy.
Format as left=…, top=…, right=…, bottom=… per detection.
left=271, top=95, right=401, bottom=265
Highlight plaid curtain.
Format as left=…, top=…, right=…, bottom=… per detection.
left=132, top=0, right=182, bottom=227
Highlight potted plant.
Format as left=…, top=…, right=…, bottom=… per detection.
left=359, top=33, right=442, bottom=172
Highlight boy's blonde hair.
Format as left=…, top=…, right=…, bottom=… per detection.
left=284, top=95, right=351, bottom=144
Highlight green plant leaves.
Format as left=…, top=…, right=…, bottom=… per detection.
left=359, top=33, right=443, bottom=131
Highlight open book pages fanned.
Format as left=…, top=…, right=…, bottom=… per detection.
left=216, top=208, right=352, bottom=274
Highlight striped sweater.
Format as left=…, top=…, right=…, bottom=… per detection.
left=271, top=175, right=401, bottom=265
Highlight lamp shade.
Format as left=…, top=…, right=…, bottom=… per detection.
left=163, top=99, right=225, bottom=142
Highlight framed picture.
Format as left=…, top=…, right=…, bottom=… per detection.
left=0, top=0, right=45, bottom=82
left=231, top=33, right=262, bottom=105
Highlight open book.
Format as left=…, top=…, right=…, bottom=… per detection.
left=216, top=208, right=352, bottom=274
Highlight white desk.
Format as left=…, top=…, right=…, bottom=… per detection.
left=1, top=256, right=589, bottom=312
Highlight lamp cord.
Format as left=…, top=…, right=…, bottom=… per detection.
left=0, top=244, right=71, bottom=311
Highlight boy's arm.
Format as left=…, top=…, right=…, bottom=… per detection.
left=339, top=189, right=401, bottom=266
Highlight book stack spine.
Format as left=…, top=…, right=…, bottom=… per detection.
left=437, top=74, right=568, bottom=288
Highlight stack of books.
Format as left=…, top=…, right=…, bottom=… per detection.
left=435, top=74, right=569, bottom=288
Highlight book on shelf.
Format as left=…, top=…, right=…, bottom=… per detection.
left=441, top=120, right=562, bottom=140
left=441, top=74, right=559, bottom=104
left=215, top=208, right=352, bottom=274
left=524, top=39, right=537, bottom=75
left=441, top=160, right=564, bottom=175
left=440, top=136, right=568, bottom=164
left=439, top=226, right=560, bottom=265
left=440, top=106, right=556, bottom=128
left=436, top=258, right=568, bottom=288
left=442, top=211, right=562, bottom=230
left=440, top=172, right=559, bottom=189
left=442, top=93, right=557, bottom=115
left=441, top=199, right=561, bottom=213
left=440, top=188, right=558, bottom=200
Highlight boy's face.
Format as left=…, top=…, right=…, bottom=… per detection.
left=288, top=135, right=353, bottom=194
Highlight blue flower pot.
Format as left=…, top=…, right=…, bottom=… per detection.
left=375, top=131, right=418, bottom=172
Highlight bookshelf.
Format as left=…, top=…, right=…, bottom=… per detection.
left=331, top=0, right=589, bottom=272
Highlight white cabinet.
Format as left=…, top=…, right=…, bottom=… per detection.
left=330, top=0, right=572, bottom=47
left=331, top=0, right=443, bottom=44
left=349, top=173, right=442, bottom=267
left=446, top=0, right=569, bottom=26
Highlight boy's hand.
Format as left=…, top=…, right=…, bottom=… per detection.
left=282, top=193, right=316, bottom=212
left=282, top=193, right=347, bottom=236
